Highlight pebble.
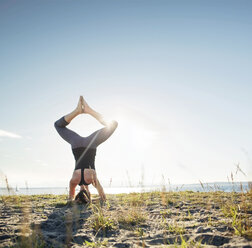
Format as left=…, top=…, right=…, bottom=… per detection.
left=196, top=226, right=204, bottom=233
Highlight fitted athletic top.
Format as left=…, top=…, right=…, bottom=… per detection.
left=54, top=116, right=117, bottom=186
left=72, top=147, right=96, bottom=170
left=72, top=147, right=96, bottom=185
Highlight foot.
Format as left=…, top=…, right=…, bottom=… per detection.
left=81, top=96, right=92, bottom=114
left=76, top=96, right=85, bottom=114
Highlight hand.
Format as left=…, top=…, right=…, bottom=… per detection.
left=99, top=190, right=106, bottom=202
left=66, top=199, right=75, bottom=207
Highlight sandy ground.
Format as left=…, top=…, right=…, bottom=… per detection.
left=0, top=191, right=252, bottom=247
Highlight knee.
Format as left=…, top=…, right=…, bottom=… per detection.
left=112, top=120, right=118, bottom=129
left=54, top=118, right=65, bottom=128
left=54, top=121, right=59, bottom=129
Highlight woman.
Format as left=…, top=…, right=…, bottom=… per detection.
left=54, top=96, right=118, bottom=202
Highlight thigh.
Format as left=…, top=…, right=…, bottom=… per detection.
left=81, top=129, right=102, bottom=148
left=55, top=125, right=83, bottom=147
left=84, top=124, right=117, bottom=148
left=71, top=169, right=81, bottom=184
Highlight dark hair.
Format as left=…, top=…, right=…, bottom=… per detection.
left=75, top=189, right=91, bottom=204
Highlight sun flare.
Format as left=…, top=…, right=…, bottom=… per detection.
left=113, top=112, right=157, bottom=151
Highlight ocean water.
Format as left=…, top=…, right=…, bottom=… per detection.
left=0, top=182, right=251, bottom=195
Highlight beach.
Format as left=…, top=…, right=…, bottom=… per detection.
left=0, top=190, right=251, bottom=247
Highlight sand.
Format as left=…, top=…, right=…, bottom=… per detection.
left=0, top=191, right=252, bottom=247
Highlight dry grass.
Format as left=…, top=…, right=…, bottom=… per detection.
left=1, top=183, right=252, bottom=247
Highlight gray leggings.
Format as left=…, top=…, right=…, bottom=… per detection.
left=54, top=116, right=118, bottom=149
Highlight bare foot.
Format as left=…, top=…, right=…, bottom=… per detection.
left=76, top=96, right=85, bottom=114
left=81, top=96, right=91, bottom=114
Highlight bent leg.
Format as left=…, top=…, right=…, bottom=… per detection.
left=54, top=96, right=86, bottom=146
left=54, top=116, right=82, bottom=146
left=84, top=121, right=118, bottom=148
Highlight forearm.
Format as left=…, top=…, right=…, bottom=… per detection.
left=93, top=179, right=106, bottom=201
left=97, top=184, right=105, bottom=196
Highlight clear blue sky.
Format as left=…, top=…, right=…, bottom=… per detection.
left=0, top=0, right=251, bottom=188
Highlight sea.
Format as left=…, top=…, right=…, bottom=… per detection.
left=0, top=181, right=251, bottom=195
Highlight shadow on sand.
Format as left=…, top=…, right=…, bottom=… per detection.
left=14, top=202, right=93, bottom=248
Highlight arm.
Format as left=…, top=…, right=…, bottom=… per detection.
left=92, top=176, right=106, bottom=201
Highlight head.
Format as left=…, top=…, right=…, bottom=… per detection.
left=74, top=189, right=91, bottom=204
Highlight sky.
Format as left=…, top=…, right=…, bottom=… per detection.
left=0, top=0, right=251, bottom=188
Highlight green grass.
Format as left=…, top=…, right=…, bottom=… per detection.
left=88, top=203, right=115, bottom=233
left=164, top=221, right=186, bottom=235
left=0, top=194, right=68, bottom=210
left=221, top=195, right=252, bottom=239
left=117, top=207, right=146, bottom=227
left=1, top=187, right=252, bottom=248
left=84, top=239, right=108, bottom=248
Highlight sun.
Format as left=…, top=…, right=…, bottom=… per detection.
left=112, top=111, right=157, bottom=151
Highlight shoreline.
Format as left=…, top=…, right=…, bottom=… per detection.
left=1, top=181, right=251, bottom=196
left=1, top=191, right=251, bottom=247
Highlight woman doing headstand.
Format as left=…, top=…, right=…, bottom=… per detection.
left=54, top=96, right=118, bottom=202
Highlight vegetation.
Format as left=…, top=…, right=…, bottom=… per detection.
left=117, top=208, right=146, bottom=227
left=87, top=203, right=115, bottom=233
left=0, top=184, right=251, bottom=247
left=84, top=239, right=108, bottom=248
